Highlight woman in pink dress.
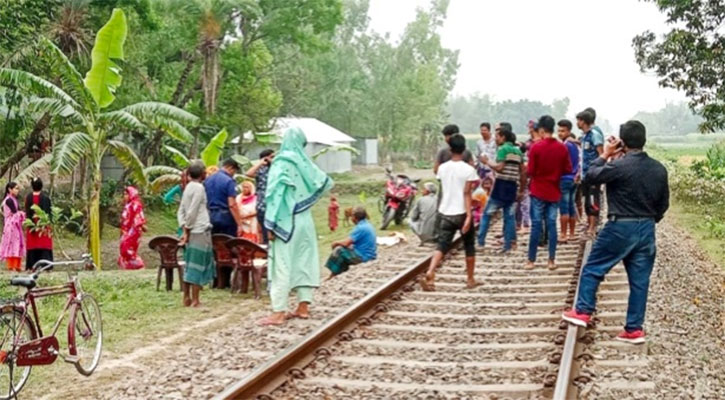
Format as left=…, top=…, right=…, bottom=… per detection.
left=118, top=186, right=146, bottom=270
left=1, top=182, right=26, bottom=272
left=236, top=181, right=259, bottom=243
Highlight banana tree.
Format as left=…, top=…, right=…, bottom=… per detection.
left=2, top=9, right=199, bottom=268
left=145, top=128, right=254, bottom=193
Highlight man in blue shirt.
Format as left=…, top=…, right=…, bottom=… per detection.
left=576, top=109, right=604, bottom=237
left=204, top=159, right=244, bottom=237
left=325, top=206, right=377, bottom=278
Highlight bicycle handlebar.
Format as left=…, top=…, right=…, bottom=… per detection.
left=31, top=254, right=96, bottom=274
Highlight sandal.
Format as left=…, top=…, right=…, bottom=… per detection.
left=286, top=312, right=310, bottom=320
left=419, top=276, right=435, bottom=292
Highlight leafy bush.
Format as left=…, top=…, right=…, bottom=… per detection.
left=691, top=141, right=725, bottom=179
left=668, top=143, right=725, bottom=238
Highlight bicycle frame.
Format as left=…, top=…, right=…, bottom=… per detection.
left=11, top=277, right=84, bottom=367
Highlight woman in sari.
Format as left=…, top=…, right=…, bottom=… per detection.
left=236, top=181, right=259, bottom=243
left=257, top=127, right=333, bottom=326
left=25, top=178, right=53, bottom=270
left=118, top=186, right=146, bottom=270
left=0, top=182, right=25, bottom=272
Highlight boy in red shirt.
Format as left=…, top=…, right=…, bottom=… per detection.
left=525, top=115, right=572, bottom=271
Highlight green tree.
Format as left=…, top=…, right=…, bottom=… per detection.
left=633, top=0, right=725, bottom=131
left=1, top=10, right=199, bottom=268
left=107, top=0, right=341, bottom=161
left=0, top=0, right=62, bottom=62
left=273, top=0, right=459, bottom=161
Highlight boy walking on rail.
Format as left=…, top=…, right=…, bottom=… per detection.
left=563, top=121, right=669, bottom=344
left=421, top=134, right=478, bottom=291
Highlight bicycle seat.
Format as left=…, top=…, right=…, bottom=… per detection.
left=10, top=276, right=36, bottom=289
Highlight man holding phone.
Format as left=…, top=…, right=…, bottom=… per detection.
left=562, top=120, right=669, bottom=344
left=246, top=149, right=275, bottom=244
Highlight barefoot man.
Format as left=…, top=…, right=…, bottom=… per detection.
left=421, top=133, right=478, bottom=291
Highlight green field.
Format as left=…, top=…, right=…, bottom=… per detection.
left=650, top=137, right=725, bottom=267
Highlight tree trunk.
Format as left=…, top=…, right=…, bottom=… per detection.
left=171, top=56, right=196, bottom=107
left=70, top=165, right=77, bottom=200
left=79, top=158, right=87, bottom=197
left=89, top=162, right=103, bottom=269
left=190, top=126, right=200, bottom=159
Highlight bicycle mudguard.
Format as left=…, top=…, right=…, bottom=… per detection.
left=16, top=336, right=59, bottom=366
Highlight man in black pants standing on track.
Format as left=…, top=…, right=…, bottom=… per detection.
left=422, top=134, right=478, bottom=291
left=562, top=120, right=669, bottom=344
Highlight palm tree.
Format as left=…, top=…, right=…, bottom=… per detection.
left=182, top=0, right=260, bottom=115
left=1, top=9, right=199, bottom=268
left=50, top=0, right=93, bottom=59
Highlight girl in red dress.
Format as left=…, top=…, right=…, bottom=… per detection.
left=118, top=186, right=146, bottom=270
left=328, top=195, right=339, bottom=232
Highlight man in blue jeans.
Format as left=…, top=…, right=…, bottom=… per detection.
left=477, top=123, right=525, bottom=254
left=525, top=116, right=572, bottom=271
left=563, top=120, right=669, bottom=344
left=557, top=119, right=580, bottom=242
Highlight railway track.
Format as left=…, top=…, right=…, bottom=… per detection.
left=216, top=227, right=654, bottom=400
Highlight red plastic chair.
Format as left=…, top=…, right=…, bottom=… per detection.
left=148, top=236, right=185, bottom=291
left=211, top=234, right=236, bottom=289
left=226, top=238, right=268, bottom=299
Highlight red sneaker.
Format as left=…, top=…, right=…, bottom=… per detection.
left=562, top=309, right=591, bottom=327
left=615, top=329, right=646, bottom=344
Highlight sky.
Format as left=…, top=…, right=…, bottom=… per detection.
left=367, top=0, right=686, bottom=127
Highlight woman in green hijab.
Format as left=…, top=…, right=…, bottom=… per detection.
left=257, top=127, right=333, bottom=326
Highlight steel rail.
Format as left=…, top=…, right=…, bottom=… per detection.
left=553, top=240, right=593, bottom=400
left=214, top=237, right=462, bottom=400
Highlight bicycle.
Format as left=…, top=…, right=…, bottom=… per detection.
left=0, top=254, right=102, bottom=399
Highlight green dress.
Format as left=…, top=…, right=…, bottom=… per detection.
left=264, top=127, right=333, bottom=312
left=268, top=209, right=319, bottom=310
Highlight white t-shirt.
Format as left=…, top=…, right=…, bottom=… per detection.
left=476, top=137, right=498, bottom=164
left=437, top=160, right=478, bottom=216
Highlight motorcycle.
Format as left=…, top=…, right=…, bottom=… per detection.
left=378, top=167, right=419, bottom=230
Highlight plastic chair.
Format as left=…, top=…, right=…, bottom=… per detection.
left=226, top=238, right=268, bottom=299
left=211, top=234, right=236, bottom=289
left=148, top=236, right=184, bottom=291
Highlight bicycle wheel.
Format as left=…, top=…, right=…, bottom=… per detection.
left=70, top=294, right=102, bottom=376
left=0, top=309, right=35, bottom=400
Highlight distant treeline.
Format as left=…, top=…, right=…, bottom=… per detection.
left=631, top=103, right=705, bottom=136
left=447, top=94, right=574, bottom=135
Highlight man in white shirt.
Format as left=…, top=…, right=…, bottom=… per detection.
left=421, top=134, right=478, bottom=291
left=476, top=122, right=497, bottom=179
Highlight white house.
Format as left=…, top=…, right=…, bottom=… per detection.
left=239, top=117, right=357, bottom=174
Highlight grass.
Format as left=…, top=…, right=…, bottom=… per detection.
left=667, top=202, right=725, bottom=268
left=651, top=142, right=725, bottom=269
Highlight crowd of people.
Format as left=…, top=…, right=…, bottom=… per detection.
left=415, top=108, right=669, bottom=344
left=0, top=110, right=670, bottom=342
left=170, top=127, right=377, bottom=323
